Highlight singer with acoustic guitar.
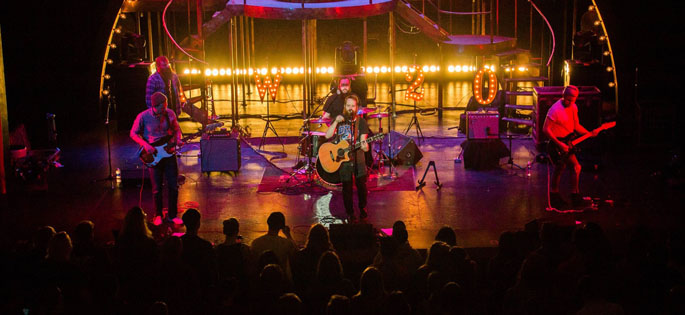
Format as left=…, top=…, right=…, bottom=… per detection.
left=324, top=94, right=370, bottom=221
left=130, top=92, right=184, bottom=226
left=543, top=85, right=602, bottom=209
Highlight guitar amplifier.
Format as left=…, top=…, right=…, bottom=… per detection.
left=200, top=135, right=241, bottom=172
left=466, top=111, right=499, bottom=139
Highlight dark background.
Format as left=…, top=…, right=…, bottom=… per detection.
left=0, top=0, right=682, bottom=148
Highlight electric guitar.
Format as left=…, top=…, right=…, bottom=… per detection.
left=138, top=122, right=222, bottom=167
left=548, top=121, right=616, bottom=163
left=317, top=133, right=385, bottom=173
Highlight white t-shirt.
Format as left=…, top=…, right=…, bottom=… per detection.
left=545, top=99, right=578, bottom=138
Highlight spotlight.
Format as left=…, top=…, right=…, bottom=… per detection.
left=183, top=69, right=190, bottom=74
left=608, top=82, right=615, bottom=87
left=286, top=67, right=292, bottom=74
left=395, top=66, right=401, bottom=73
left=455, top=65, right=462, bottom=72
left=327, top=66, right=334, bottom=74
left=261, top=68, right=267, bottom=75
left=606, top=66, right=613, bottom=72
left=380, top=66, right=387, bottom=73
left=401, top=66, right=408, bottom=73
left=219, top=69, right=226, bottom=76
left=106, top=59, right=113, bottom=64
left=599, top=35, right=606, bottom=41
left=119, top=13, right=127, bottom=19
left=103, top=74, right=111, bottom=80
left=447, top=65, right=454, bottom=72
left=373, top=66, right=380, bottom=74
left=102, top=89, right=110, bottom=95
left=248, top=68, right=254, bottom=75
left=422, top=65, right=429, bottom=72
left=271, top=67, right=277, bottom=74
left=212, top=69, right=219, bottom=76
left=603, top=51, right=611, bottom=56
left=429, top=65, right=437, bottom=72
left=594, top=20, right=601, bottom=26
left=109, top=43, right=117, bottom=49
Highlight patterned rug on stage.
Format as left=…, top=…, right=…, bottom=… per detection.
left=256, top=162, right=417, bottom=193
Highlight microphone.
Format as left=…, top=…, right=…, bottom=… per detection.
left=356, top=109, right=364, bottom=116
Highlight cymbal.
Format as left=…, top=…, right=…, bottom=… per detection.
left=367, top=112, right=389, bottom=119
left=306, top=117, right=331, bottom=124
left=302, top=131, right=326, bottom=136
left=360, top=107, right=377, bottom=114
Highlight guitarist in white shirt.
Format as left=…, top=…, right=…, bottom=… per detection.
left=130, top=92, right=184, bottom=225
left=543, top=85, right=599, bottom=209
left=325, top=94, right=370, bottom=221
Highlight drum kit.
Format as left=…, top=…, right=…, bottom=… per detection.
left=291, top=105, right=391, bottom=187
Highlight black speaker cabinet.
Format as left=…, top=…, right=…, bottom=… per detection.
left=111, top=64, right=150, bottom=132
left=381, top=131, right=423, bottom=166
left=329, top=224, right=375, bottom=251
left=200, top=135, right=241, bottom=172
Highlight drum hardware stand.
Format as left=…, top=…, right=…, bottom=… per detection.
left=416, top=160, right=442, bottom=190
left=404, top=100, right=425, bottom=143
left=383, top=105, right=398, bottom=179
left=371, top=113, right=391, bottom=174
left=258, top=96, right=284, bottom=151
left=284, top=97, right=328, bottom=186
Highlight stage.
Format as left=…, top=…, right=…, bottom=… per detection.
left=1, top=108, right=681, bottom=252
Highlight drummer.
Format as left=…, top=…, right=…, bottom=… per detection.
left=322, top=76, right=354, bottom=122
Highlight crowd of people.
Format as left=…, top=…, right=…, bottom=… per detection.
left=2, top=207, right=684, bottom=315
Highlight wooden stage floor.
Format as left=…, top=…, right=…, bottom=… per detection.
left=1, top=107, right=682, bottom=251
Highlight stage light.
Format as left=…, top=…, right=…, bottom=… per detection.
left=599, top=35, right=606, bottom=41
left=271, top=67, right=277, bottom=74
left=606, top=66, right=613, bottom=72
left=518, top=67, right=526, bottom=72
left=248, top=68, right=254, bottom=75
left=505, top=67, right=511, bottom=72
left=429, top=65, right=437, bottom=72
left=227, top=69, right=232, bottom=75
left=409, top=66, right=415, bottom=73
left=327, top=66, right=334, bottom=74
left=308, top=67, right=312, bottom=73
left=261, top=68, right=267, bottom=75
left=608, top=82, right=615, bottom=87
left=603, top=51, right=611, bottom=56
left=448, top=65, right=454, bottom=72
left=373, top=66, right=380, bottom=74
left=594, top=20, right=601, bottom=26
left=183, top=69, right=190, bottom=74
left=452, top=65, right=460, bottom=72
left=109, top=43, right=117, bottom=49
left=119, top=13, right=127, bottom=19
left=300, top=67, right=305, bottom=74
left=395, top=66, right=401, bottom=73
left=219, top=69, right=226, bottom=75
left=588, top=5, right=595, bottom=11
left=102, top=89, right=110, bottom=96
left=315, top=67, right=320, bottom=74
left=205, top=69, right=211, bottom=76
left=422, top=65, right=429, bottom=72
left=401, top=66, right=408, bottom=73
left=114, top=27, right=122, bottom=34
left=380, top=66, right=388, bottom=73
left=106, top=59, right=113, bottom=64
left=285, top=67, right=292, bottom=74
left=213, top=69, right=219, bottom=76
left=103, top=74, right=111, bottom=80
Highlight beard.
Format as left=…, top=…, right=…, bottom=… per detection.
left=159, top=67, right=173, bottom=82
left=344, top=109, right=357, bottom=121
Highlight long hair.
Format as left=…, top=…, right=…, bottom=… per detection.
left=317, top=251, right=344, bottom=284
left=305, top=224, right=331, bottom=253
left=119, top=206, right=152, bottom=240
left=358, top=266, right=385, bottom=299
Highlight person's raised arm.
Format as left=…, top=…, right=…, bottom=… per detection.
left=326, top=115, right=344, bottom=139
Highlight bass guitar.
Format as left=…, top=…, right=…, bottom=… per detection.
left=138, top=122, right=222, bottom=167
left=547, top=121, right=616, bottom=163
left=317, top=133, right=385, bottom=173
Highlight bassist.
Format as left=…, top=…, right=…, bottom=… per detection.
left=325, top=94, right=370, bottom=221
left=543, top=85, right=599, bottom=208
left=130, top=92, right=183, bottom=225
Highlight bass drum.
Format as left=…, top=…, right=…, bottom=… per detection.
left=316, top=159, right=341, bottom=186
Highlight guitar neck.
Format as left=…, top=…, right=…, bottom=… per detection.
left=571, top=133, right=592, bottom=146
left=346, top=134, right=383, bottom=152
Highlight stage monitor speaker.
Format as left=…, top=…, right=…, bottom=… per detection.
left=381, top=131, right=423, bottom=166
left=329, top=224, right=375, bottom=251
left=111, top=64, right=150, bottom=132
left=466, top=111, right=500, bottom=139
left=200, top=135, right=241, bottom=172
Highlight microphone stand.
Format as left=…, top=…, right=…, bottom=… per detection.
left=94, top=91, right=115, bottom=189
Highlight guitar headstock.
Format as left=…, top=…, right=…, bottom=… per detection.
left=599, top=121, right=616, bottom=131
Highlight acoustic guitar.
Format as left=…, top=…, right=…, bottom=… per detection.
left=317, top=133, right=385, bottom=173
left=547, top=121, right=616, bottom=163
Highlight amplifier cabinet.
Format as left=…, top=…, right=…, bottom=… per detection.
left=466, top=111, right=500, bottom=139
left=200, top=135, right=241, bottom=172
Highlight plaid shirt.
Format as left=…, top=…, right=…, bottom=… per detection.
left=145, top=72, right=184, bottom=109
